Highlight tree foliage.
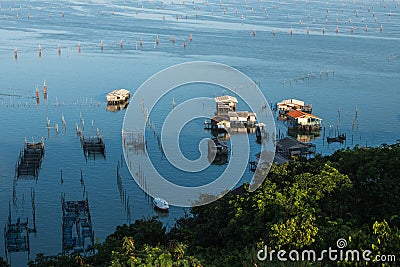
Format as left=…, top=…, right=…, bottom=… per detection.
left=0, top=257, right=9, bottom=267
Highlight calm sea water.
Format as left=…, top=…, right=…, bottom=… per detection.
left=1, top=0, right=399, bottom=265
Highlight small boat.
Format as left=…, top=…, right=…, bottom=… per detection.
left=153, top=197, right=169, bottom=212
left=327, top=133, right=346, bottom=143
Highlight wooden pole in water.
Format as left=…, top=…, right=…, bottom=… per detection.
left=35, top=86, right=39, bottom=99
left=43, top=80, right=47, bottom=95
left=62, top=114, right=66, bottom=127
left=80, top=168, right=84, bottom=185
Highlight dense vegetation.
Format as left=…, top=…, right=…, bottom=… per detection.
left=0, top=257, right=9, bottom=267
left=21, top=143, right=400, bottom=266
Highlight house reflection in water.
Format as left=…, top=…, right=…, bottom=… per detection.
left=208, top=137, right=229, bottom=165
left=106, top=101, right=129, bottom=112
left=288, top=131, right=321, bottom=143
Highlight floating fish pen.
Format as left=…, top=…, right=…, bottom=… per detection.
left=4, top=189, right=36, bottom=262
left=106, top=89, right=130, bottom=105
left=208, top=137, right=229, bottom=164
left=16, top=138, right=45, bottom=178
left=4, top=217, right=30, bottom=259
left=122, top=129, right=146, bottom=153
left=79, top=132, right=106, bottom=159
left=61, top=194, right=94, bottom=255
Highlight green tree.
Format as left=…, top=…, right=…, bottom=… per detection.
left=0, top=257, right=9, bottom=267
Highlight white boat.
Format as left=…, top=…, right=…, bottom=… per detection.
left=153, top=197, right=169, bottom=212
left=106, top=89, right=130, bottom=104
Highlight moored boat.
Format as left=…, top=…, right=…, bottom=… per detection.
left=153, top=197, right=169, bottom=212
left=327, top=133, right=346, bottom=143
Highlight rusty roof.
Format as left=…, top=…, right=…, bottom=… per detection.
left=287, top=110, right=321, bottom=120
left=214, top=95, right=238, bottom=103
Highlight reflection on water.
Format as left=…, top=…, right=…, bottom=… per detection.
left=210, top=130, right=230, bottom=141
left=287, top=130, right=321, bottom=143
left=154, top=209, right=169, bottom=219
left=106, top=102, right=129, bottom=112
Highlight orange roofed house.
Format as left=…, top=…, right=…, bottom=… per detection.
left=286, top=110, right=322, bottom=132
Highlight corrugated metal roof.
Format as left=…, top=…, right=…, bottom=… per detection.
left=277, top=99, right=305, bottom=106
left=276, top=136, right=309, bottom=150
left=214, top=95, right=238, bottom=103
